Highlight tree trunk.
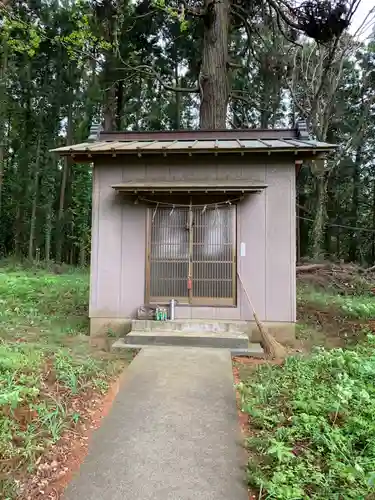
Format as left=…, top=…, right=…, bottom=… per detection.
left=336, top=227, right=340, bottom=259
left=174, top=58, right=181, bottom=130
left=14, top=59, right=32, bottom=258
left=296, top=183, right=301, bottom=262
left=28, top=137, right=42, bottom=260
left=79, top=243, right=86, bottom=267
left=14, top=205, right=21, bottom=257
left=348, top=146, right=361, bottom=262
left=297, top=176, right=309, bottom=258
left=103, top=52, right=116, bottom=131
left=311, top=173, right=328, bottom=261
left=372, top=176, right=375, bottom=265
left=56, top=158, right=69, bottom=262
left=104, top=84, right=116, bottom=131
left=136, top=75, right=142, bottom=129
left=43, top=151, right=57, bottom=262
left=115, top=79, right=123, bottom=130
left=56, top=101, right=73, bottom=262
left=260, top=60, right=270, bottom=128
left=199, top=0, right=230, bottom=129
left=45, top=198, right=52, bottom=261
left=296, top=200, right=300, bottom=263
left=0, top=35, right=8, bottom=220
left=324, top=174, right=335, bottom=257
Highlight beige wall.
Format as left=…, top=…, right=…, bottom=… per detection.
left=89, top=155, right=296, bottom=324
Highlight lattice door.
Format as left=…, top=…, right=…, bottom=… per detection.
left=147, top=205, right=236, bottom=306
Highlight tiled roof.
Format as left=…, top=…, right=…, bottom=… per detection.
left=51, top=137, right=336, bottom=156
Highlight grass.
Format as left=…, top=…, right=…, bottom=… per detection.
left=0, top=265, right=131, bottom=499
left=238, top=339, right=375, bottom=499
left=296, top=286, right=375, bottom=350
left=237, top=285, right=375, bottom=499
left=0, top=269, right=90, bottom=342
left=298, top=287, right=375, bottom=321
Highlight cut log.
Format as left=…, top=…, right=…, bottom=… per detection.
left=296, top=264, right=331, bottom=273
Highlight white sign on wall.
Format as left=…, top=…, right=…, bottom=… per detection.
left=240, top=242, right=246, bottom=257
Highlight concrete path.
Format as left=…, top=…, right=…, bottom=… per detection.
left=63, top=347, right=248, bottom=500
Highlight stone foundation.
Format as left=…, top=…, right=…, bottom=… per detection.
left=89, top=317, right=295, bottom=348
left=89, top=317, right=132, bottom=349
left=247, top=321, right=296, bottom=344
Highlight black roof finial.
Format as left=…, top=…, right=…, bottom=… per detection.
left=88, top=123, right=102, bottom=142
left=295, top=119, right=310, bottom=140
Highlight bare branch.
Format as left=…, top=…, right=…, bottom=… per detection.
left=230, top=93, right=252, bottom=106
left=133, top=64, right=199, bottom=93
left=266, top=0, right=301, bottom=31
left=154, top=0, right=204, bottom=18
left=310, top=38, right=340, bottom=119
left=284, top=79, right=308, bottom=118
left=228, top=61, right=243, bottom=69
left=352, top=5, right=375, bottom=40
left=181, top=0, right=205, bottom=17
left=230, top=5, right=262, bottom=65
left=347, top=0, right=362, bottom=21
left=273, top=6, right=303, bottom=48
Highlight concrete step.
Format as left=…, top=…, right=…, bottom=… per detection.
left=122, top=330, right=249, bottom=349
left=112, top=338, right=264, bottom=357
left=230, top=346, right=265, bottom=358
left=131, top=319, right=250, bottom=335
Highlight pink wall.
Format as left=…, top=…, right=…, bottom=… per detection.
left=89, top=155, right=296, bottom=323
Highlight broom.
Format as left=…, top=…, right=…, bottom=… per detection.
left=237, top=271, right=286, bottom=360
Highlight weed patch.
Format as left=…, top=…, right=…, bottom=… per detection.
left=0, top=267, right=131, bottom=499
left=237, top=336, right=375, bottom=499
left=298, top=287, right=375, bottom=321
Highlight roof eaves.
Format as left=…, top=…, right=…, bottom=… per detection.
left=50, top=137, right=338, bottom=156
left=51, top=147, right=336, bottom=156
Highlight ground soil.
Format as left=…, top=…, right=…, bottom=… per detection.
left=18, top=371, right=127, bottom=500
left=295, top=263, right=375, bottom=351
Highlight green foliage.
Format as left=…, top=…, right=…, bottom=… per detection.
left=151, top=0, right=189, bottom=32
left=59, top=8, right=111, bottom=62
left=3, top=18, right=41, bottom=57
left=1, top=0, right=375, bottom=264
left=298, top=288, right=375, bottom=320
left=238, top=337, right=375, bottom=499
left=0, top=269, right=89, bottom=333
left=0, top=267, right=129, bottom=499
left=54, top=350, right=109, bottom=394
